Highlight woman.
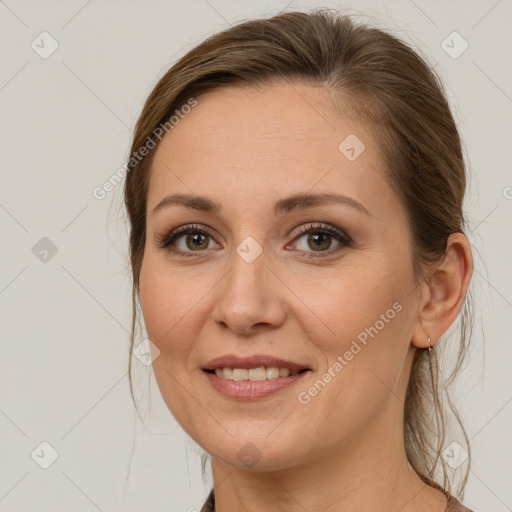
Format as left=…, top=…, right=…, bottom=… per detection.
left=124, top=9, right=476, bottom=512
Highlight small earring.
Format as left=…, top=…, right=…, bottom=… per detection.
left=427, top=336, right=432, bottom=353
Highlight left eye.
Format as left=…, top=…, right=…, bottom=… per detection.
left=294, top=232, right=339, bottom=252
left=287, top=223, right=351, bottom=255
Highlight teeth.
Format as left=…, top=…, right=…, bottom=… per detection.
left=249, top=367, right=266, bottom=381
left=233, top=369, right=248, bottom=381
left=266, top=367, right=280, bottom=379
left=212, top=366, right=302, bottom=381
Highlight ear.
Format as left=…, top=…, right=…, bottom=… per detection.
left=411, top=233, right=473, bottom=349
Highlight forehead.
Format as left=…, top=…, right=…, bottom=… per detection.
left=147, top=82, right=393, bottom=213
left=158, top=83, right=353, bottom=158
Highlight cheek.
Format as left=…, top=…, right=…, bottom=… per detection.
left=140, top=249, right=205, bottom=322
left=296, top=257, right=415, bottom=410
left=138, top=254, right=210, bottom=428
left=139, top=254, right=205, bottom=363
left=302, top=260, right=411, bottom=353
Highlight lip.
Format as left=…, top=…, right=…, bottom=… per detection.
left=202, top=354, right=311, bottom=372
left=203, top=369, right=311, bottom=400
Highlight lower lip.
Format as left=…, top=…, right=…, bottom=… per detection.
left=203, top=370, right=311, bottom=400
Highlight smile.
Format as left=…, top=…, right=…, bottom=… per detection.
left=207, top=366, right=306, bottom=380
left=202, top=367, right=311, bottom=400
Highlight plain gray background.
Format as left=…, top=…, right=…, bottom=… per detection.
left=1, top=1, right=511, bottom=511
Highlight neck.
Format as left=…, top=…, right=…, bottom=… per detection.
left=209, top=399, right=447, bottom=512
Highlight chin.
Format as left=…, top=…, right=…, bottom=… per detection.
left=197, top=433, right=310, bottom=473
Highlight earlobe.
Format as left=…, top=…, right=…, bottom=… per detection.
left=411, top=233, right=473, bottom=349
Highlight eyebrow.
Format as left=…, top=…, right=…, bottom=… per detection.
left=151, top=192, right=371, bottom=217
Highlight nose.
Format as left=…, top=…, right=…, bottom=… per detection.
left=211, top=244, right=287, bottom=336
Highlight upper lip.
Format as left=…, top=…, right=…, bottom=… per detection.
left=202, top=354, right=311, bottom=372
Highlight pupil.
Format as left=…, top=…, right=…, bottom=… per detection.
left=309, top=233, right=330, bottom=251
left=187, top=233, right=207, bottom=249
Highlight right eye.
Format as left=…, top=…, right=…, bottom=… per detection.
left=156, top=224, right=221, bottom=257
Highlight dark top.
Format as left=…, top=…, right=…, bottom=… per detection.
left=199, top=487, right=475, bottom=512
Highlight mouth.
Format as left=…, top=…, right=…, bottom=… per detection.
left=201, top=354, right=312, bottom=399
left=202, top=367, right=310, bottom=380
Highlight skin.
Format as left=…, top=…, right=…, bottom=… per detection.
left=138, top=82, right=473, bottom=512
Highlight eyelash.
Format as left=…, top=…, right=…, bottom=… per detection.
left=155, top=222, right=352, bottom=258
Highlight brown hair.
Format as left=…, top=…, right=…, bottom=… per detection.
left=124, top=8, right=473, bottom=498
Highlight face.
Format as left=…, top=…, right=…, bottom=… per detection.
left=139, top=82, right=422, bottom=471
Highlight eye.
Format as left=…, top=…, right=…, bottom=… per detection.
left=156, top=222, right=351, bottom=258
left=155, top=224, right=220, bottom=257
left=286, top=222, right=351, bottom=257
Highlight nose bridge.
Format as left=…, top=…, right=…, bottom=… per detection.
left=212, top=237, right=285, bottom=333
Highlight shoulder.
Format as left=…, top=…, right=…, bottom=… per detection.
left=199, top=488, right=215, bottom=512
left=445, top=493, right=476, bottom=512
